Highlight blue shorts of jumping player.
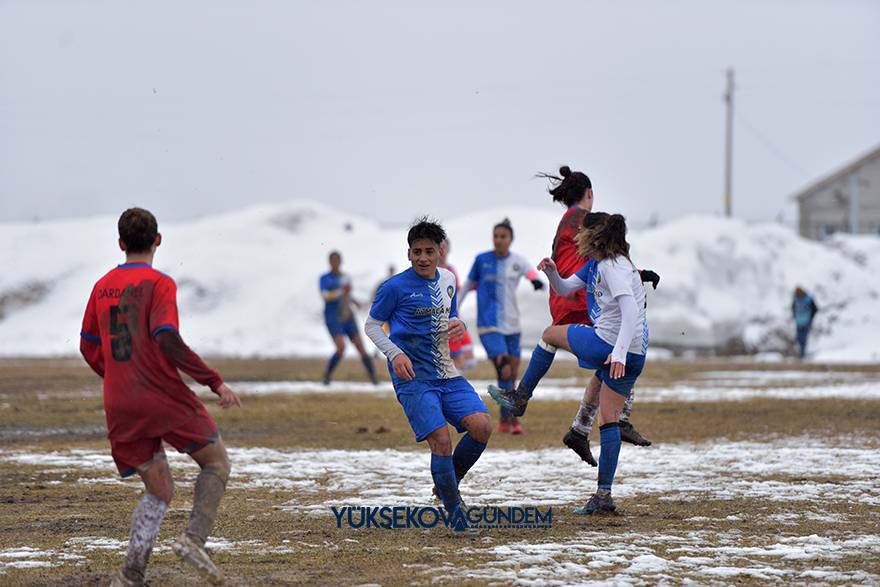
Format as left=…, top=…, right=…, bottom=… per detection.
left=566, top=324, right=646, bottom=398
left=395, top=377, right=489, bottom=442
left=325, top=317, right=359, bottom=340
left=479, top=332, right=521, bottom=359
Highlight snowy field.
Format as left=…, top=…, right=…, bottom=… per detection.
left=2, top=437, right=879, bottom=584
left=1, top=357, right=879, bottom=585
left=1, top=200, right=879, bottom=362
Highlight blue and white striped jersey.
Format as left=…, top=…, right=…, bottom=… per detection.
left=465, top=251, right=534, bottom=335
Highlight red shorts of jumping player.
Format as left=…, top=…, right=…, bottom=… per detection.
left=110, top=407, right=218, bottom=477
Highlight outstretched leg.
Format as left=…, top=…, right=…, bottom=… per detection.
left=489, top=326, right=570, bottom=416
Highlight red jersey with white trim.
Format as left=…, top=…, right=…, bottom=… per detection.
left=549, top=206, right=591, bottom=325
left=80, top=263, right=221, bottom=442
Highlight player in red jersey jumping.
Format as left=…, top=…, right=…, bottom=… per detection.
left=80, top=208, right=241, bottom=586
left=489, top=167, right=655, bottom=465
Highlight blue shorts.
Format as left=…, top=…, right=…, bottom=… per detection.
left=326, top=317, right=359, bottom=340
left=395, top=377, right=489, bottom=442
left=479, top=332, right=521, bottom=359
left=566, top=324, right=646, bottom=398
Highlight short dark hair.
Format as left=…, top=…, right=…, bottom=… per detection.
left=118, top=208, right=158, bottom=253
left=407, top=217, right=446, bottom=246
left=537, top=165, right=592, bottom=207
left=493, top=218, right=514, bottom=239
left=329, top=250, right=341, bottom=260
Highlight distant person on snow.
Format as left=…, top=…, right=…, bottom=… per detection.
left=792, top=287, right=818, bottom=359
left=79, top=207, right=242, bottom=586
left=319, top=251, right=378, bottom=384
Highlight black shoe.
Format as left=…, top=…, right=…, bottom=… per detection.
left=573, top=490, right=616, bottom=516
left=563, top=428, right=597, bottom=467
left=487, top=384, right=529, bottom=417
left=619, top=420, right=652, bottom=446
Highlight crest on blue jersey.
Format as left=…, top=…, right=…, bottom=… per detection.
left=447, top=285, right=454, bottom=298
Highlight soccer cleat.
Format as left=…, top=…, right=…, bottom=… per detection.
left=497, top=421, right=513, bottom=434
left=573, top=490, right=616, bottom=515
left=487, top=384, right=529, bottom=417
left=619, top=420, right=652, bottom=446
left=109, top=570, right=141, bottom=587
left=510, top=420, right=524, bottom=435
left=563, top=428, right=598, bottom=467
left=172, top=534, right=224, bottom=585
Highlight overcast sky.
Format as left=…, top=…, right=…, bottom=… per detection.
left=1, top=0, right=878, bottom=227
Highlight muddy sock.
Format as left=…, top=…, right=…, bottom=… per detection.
left=185, top=465, right=228, bottom=547
left=123, top=493, right=168, bottom=583
left=620, top=389, right=635, bottom=422
left=571, top=396, right=598, bottom=436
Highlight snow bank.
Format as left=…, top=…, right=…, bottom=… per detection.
left=0, top=201, right=876, bottom=362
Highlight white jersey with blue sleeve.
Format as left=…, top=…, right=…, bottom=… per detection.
left=587, top=257, right=649, bottom=356
left=368, top=267, right=460, bottom=386
left=465, top=251, right=534, bottom=335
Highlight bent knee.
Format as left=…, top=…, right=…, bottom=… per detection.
left=469, top=414, right=493, bottom=443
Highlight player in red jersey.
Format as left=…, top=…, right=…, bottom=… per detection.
left=489, top=167, right=654, bottom=465
left=80, top=208, right=241, bottom=586
left=440, top=239, right=476, bottom=372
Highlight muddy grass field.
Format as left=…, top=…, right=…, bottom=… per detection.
left=1, top=357, right=879, bottom=586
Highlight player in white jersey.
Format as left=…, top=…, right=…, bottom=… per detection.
left=460, top=219, right=543, bottom=434
left=493, top=214, right=649, bottom=515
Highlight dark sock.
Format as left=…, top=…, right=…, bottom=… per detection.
left=517, top=344, right=556, bottom=398
left=453, top=434, right=487, bottom=483
left=597, top=422, right=621, bottom=491
left=324, top=352, right=342, bottom=381
left=361, top=354, right=377, bottom=381
left=430, top=454, right=464, bottom=530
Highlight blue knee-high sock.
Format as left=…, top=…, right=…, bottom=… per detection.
left=516, top=345, right=556, bottom=398
left=360, top=354, right=376, bottom=380
left=453, top=434, right=487, bottom=483
left=324, top=352, right=342, bottom=380
left=431, top=454, right=464, bottom=529
left=597, top=422, right=622, bottom=491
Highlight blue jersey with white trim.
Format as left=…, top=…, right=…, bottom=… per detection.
left=466, top=251, right=532, bottom=335
left=577, top=257, right=649, bottom=355
left=369, top=267, right=460, bottom=385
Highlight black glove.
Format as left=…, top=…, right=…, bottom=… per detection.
left=530, top=279, right=544, bottom=291
left=639, top=269, right=660, bottom=290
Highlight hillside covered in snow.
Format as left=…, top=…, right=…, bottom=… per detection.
left=0, top=200, right=877, bottom=362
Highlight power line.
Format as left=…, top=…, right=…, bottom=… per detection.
left=734, top=110, right=812, bottom=180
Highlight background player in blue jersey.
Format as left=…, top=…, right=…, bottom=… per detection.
left=493, top=214, right=649, bottom=515
left=319, top=251, right=378, bottom=385
left=365, top=219, right=492, bottom=533
left=460, top=219, right=543, bottom=434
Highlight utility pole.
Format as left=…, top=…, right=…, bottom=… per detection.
left=723, top=68, right=734, bottom=217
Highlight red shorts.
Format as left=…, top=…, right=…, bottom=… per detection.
left=110, top=409, right=219, bottom=477
left=552, top=309, right=592, bottom=327
left=449, top=330, right=474, bottom=356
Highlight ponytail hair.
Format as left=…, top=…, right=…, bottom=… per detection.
left=576, top=213, right=631, bottom=262
left=537, top=165, right=592, bottom=207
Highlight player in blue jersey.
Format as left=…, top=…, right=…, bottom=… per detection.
left=460, top=219, right=543, bottom=434
left=365, top=219, right=492, bottom=533
left=493, top=214, right=648, bottom=514
left=320, top=251, right=378, bottom=385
